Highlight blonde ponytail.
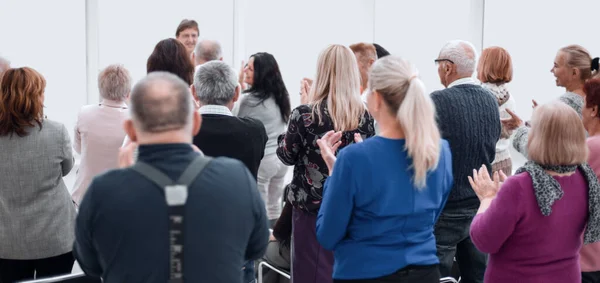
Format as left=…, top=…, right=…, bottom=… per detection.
left=369, top=56, right=441, bottom=189
left=398, top=77, right=441, bottom=188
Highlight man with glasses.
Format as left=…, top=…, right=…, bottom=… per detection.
left=430, top=40, right=501, bottom=283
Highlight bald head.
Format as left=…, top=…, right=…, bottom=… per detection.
left=439, top=40, right=477, bottom=76
left=130, top=72, right=193, bottom=133
left=194, top=39, right=223, bottom=66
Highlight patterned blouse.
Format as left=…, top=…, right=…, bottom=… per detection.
left=277, top=103, right=375, bottom=213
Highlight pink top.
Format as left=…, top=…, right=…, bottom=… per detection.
left=72, top=100, right=128, bottom=204
left=470, top=171, right=589, bottom=283
left=581, top=135, right=600, bottom=272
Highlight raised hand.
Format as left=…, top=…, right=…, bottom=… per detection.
left=501, top=108, right=524, bottom=131
left=468, top=165, right=504, bottom=201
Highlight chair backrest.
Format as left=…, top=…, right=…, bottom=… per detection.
left=440, top=277, right=459, bottom=283
left=18, top=273, right=100, bottom=283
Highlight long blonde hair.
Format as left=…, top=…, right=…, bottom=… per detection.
left=309, top=44, right=365, bottom=131
left=368, top=56, right=441, bottom=188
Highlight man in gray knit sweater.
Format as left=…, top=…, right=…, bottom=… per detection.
left=431, top=40, right=501, bottom=283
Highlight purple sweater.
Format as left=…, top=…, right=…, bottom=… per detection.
left=470, top=171, right=589, bottom=283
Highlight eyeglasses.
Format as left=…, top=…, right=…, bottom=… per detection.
left=434, top=58, right=455, bottom=64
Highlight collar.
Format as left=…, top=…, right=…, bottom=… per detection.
left=100, top=99, right=128, bottom=109
left=198, top=105, right=233, bottom=116
left=448, top=77, right=477, bottom=88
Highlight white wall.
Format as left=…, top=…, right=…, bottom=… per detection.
left=0, top=0, right=87, bottom=140
left=242, top=0, right=374, bottom=108
left=484, top=0, right=600, bottom=169
left=373, top=0, right=483, bottom=93
left=96, top=0, right=235, bottom=98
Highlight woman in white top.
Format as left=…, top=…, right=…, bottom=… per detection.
left=238, top=52, right=291, bottom=226
left=72, top=65, right=131, bottom=205
left=477, top=47, right=516, bottom=175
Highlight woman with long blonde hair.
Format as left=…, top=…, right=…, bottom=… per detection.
left=276, top=44, right=375, bottom=283
left=315, top=56, right=452, bottom=283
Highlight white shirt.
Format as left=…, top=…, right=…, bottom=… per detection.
left=448, top=77, right=477, bottom=88
left=199, top=105, right=233, bottom=116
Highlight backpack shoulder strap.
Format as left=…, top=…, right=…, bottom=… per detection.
left=131, top=161, right=174, bottom=188
left=176, top=156, right=213, bottom=186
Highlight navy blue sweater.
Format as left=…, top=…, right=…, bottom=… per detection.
left=431, top=84, right=501, bottom=209
left=73, top=144, right=269, bottom=283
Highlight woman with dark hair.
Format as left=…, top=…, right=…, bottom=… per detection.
left=0, top=68, right=76, bottom=282
left=122, top=38, right=197, bottom=149
left=147, top=38, right=195, bottom=86
left=238, top=52, right=291, bottom=226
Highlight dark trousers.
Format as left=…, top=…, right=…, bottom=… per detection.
left=0, top=252, right=75, bottom=283
left=583, top=271, right=600, bottom=283
left=333, top=265, right=440, bottom=283
left=434, top=207, right=487, bottom=283
left=292, top=207, right=334, bottom=283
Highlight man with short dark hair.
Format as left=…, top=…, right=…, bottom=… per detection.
left=176, top=19, right=199, bottom=59
left=74, top=72, right=269, bottom=283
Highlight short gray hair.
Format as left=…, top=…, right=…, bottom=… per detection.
left=194, top=61, right=237, bottom=105
left=130, top=72, right=193, bottom=133
left=98, top=65, right=132, bottom=101
left=194, top=39, right=223, bottom=64
left=439, top=40, right=478, bottom=76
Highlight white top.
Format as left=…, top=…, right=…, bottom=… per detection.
left=73, top=100, right=128, bottom=204
left=482, top=83, right=515, bottom=163
left=448, top=77, right=477, bottom=88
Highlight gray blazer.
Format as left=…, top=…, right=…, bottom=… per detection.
left=0, top=119, right=76, bottom=259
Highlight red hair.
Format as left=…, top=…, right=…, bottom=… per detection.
left=585, top=78, right=600, bottom=118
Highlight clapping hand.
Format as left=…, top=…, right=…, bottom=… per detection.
left=316, top=130, right=343, bottom=174
left=300, top=79, right=311, bottom=105
left=468, top=165, right=508, bottom=201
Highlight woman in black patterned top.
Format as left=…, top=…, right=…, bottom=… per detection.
left=276, top=44, right=375, bottom=283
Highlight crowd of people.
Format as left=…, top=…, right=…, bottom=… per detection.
left=1, top=18, right=600, bottom=283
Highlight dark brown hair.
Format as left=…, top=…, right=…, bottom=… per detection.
left=585, top=78, right=600, bottom=118
left=175, top=19, right=199, bottom=37
left=0, top=67, right=46, bottom=137
left=147, top=39, right=195, bottom=85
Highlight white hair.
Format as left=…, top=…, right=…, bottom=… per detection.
left=98, top=64, right=132, bottom=101
left=439, top=40, right=477, bottom=76
left=194, top=61, right=237, bottom=105
left=194, top=39, right=223, bottom=64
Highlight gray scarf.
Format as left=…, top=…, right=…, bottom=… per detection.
left=516, top=161, right=600, bottom=244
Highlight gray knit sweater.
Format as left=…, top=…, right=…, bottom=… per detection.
left=431, top=84, right=502, bottom=209
left=512, top=92, right=584, bottom=157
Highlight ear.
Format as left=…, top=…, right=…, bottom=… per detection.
left=445, top=62, right=454, bottom=75
left=593, top=105, right=599, bottom=118
left=192, top=111, right=202, bottom=136
left=233, top=85, right=241, bottom=103
left=219, top=57, right=224, bottom=61
left=573, top=67, right=580, bottom=78
left=124, top=120, right=138, bottom=143
left=190, top=85, right=199, bottom=103
left=368, top=58, right=375, bottom=67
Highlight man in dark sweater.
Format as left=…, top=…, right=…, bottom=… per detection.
left=431, top=40, right=501, bottom=283
left=191, top=61, right=267, bottom=282
left=191, top=61, right=267, bottom=180
left=73, top=72, right=269, bottom=283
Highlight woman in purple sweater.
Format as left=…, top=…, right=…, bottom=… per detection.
left=468, top=101, right=600, bottom=283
